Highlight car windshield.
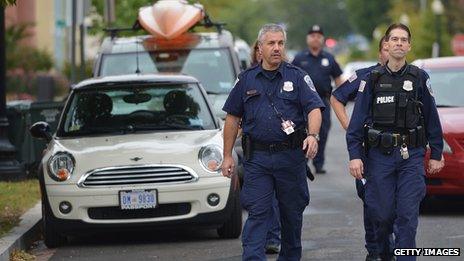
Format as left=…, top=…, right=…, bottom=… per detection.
left=59, top=83, right=216, bottom=137
left=426, top=68, right=464, bottom=107
left=100, top=49, right=235, bottom=94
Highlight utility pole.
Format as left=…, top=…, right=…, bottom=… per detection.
left=0, top=6, right=24, bottom=180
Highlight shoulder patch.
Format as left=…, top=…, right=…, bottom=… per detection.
left=348, top=73, right=357, bottom=83
left=358, top=80, right=366, bottom=92
left=426, top=78, right=434, bottom=96
left=304, top=75, right=317, bottom=92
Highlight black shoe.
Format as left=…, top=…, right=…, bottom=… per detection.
left=315, top=168, right=326, bottom=174
left=265, top=244, right=280, bottom=254
left=365, top=253, right=382, bottom=261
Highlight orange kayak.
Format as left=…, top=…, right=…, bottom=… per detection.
left=138, top=0, right=205, bottom=40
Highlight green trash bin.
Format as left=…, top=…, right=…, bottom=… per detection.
left=6, top=100, right=64, bottom=176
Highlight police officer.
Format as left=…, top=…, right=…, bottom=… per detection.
left=347, top=23, right=445, bottom=261
left=332, top=36, right=395, bottom=260
left=222, top=24, right=324, bottom=261
left=292, top=25, right=344, bottom=174
left=250, top=39, right=282, bottom=255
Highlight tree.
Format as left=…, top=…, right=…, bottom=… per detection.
left=346, top=0, right=392, bottom=39
left=0, top=0, right=16, bottom=6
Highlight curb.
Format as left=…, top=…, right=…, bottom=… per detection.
left=0, top=202, right=42, bottom=261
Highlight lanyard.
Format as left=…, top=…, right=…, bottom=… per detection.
left=264, top=91, right=286, bottom=122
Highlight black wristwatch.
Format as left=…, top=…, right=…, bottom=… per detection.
left=308, top=133, right=320, bottom=142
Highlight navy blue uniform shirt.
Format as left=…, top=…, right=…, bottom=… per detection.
left=332, top=64, right=379, bottom=105
left=292, top=50, right=343, bottom=96
left=222, top=62, right=325, bottom=143
left=346, top=64, right=444, bottom=161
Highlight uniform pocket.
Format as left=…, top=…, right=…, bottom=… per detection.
left=243, top=91, right=261, bottom=123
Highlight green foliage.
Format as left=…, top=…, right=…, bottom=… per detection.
left=346, top=0, right=392, bottom=39
left=0, top=0, right=17, bottom=6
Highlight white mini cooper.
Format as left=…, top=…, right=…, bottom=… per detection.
left=30, top=74, right=241, bottom=248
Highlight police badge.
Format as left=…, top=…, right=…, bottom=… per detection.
left=283, top=81, right=294, bottom=92
left=402, top=80, right=413, bottom=91
left=321, top=58, right=329, bottom=67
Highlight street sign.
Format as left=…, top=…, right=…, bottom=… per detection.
left=451, top=34, right=464, bottom=56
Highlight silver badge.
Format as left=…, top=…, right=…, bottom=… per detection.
left=321, top=58, right=329, bottom=67
left=304, top=75, right=317, bottom=92
left=403, top=80, right=413, bottom=91
left=283, top=81, right=294, bottom=92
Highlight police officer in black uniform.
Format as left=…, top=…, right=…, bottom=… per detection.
left=292, top=25, right=344, bottom=174
left=347, top=23, right=445, bottom=261
left=222, top=24, right=324, bottom=261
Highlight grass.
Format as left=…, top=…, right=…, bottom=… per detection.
left=10, top=249, right=35, bottom=261
left=0, top=179, right=40, bottom=237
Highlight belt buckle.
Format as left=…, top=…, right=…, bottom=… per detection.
left=269, top=143, right=277, bottom=153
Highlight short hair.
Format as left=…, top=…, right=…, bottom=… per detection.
left=385, top=23, right=411, bottom=42
left=378, top=35, right=386, bottom=52
left=257, top=24, right=287, bottom=44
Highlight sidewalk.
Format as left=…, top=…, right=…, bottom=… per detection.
left=0, top=202, right=42, bottom=261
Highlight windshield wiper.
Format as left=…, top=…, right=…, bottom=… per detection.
left=133, top=123, right=204, bottom=131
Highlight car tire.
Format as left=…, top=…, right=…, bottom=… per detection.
left=42, top=201, right=67, bottom=248
left=217, top=192, right=242, bottom=239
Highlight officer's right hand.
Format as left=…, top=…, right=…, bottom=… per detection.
left=349, top=159, right=364, bottom=179
left=221, top=155, right=235, bottom=178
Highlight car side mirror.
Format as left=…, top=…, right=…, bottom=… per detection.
left=30, top=121, right=52, bottom=142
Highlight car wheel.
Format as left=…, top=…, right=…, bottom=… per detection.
left=217, top=192, right=242, bottom=239
left=42, top=201, right=67, bottom=248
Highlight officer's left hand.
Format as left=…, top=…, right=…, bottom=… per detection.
left=428, top=156, right=445, bottom=174
left=302, top=136, right=318, bottom=159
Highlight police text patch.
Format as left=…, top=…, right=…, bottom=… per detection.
left=304, top=75, right=317, bottom=92
left=376, top=96, right=395, bottom=104
left=358, top=80, right=366, bottom=92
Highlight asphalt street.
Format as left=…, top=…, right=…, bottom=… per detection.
left=31, top=104, right=464, bottom=261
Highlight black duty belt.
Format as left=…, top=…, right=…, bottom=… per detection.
left=252, top=141, right=293, bottom=152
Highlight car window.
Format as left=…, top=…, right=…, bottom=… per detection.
left=100, top=49, right=235, bottom=94
left=426, top=68, right=464, bottom=107
left=59, top=83, right=216, bottom=137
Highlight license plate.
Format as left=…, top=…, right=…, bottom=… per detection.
left=119, top=189, right=157, bottom=210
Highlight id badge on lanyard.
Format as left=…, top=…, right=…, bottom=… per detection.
left=281, top=119, right=296, bottom=135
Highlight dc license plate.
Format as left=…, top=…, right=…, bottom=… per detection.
left=119, top=189, right=157, bottom=210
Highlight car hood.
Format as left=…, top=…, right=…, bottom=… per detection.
left=438, top=107, right=464, bottom=134
left=49, top=130, right=223, bottom=173
left=207, top=93, right=228, bottom=119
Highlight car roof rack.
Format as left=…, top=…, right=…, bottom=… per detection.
left=103, top=12, right=226, bottom=39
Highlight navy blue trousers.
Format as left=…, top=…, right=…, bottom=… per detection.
left=241, top=148, right=309, bottom=261
left=266, top=195, right=281, bottom=247
left=365, top=147, right=426, bottom=261
left=313, top=97, right=331, bottom=170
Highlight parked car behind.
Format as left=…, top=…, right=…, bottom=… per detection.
left=413, top=56, right=464, bottom=196
left=30, top=74, right=241, bottom=248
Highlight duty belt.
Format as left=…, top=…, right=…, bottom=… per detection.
left=252, top=141, right=293, bottom=152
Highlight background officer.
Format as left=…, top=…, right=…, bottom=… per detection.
left=292, top=24, right=344, bottom=174
left=347, top=23, right=444, bottom=261
left=331, top=36, right=394, bottom=260
left=222, top=23, right=324, bottom=261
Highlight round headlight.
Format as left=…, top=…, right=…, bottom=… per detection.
left=48, top=152, right=75, bottom=181
left=199, top=145, right=223, bottom=173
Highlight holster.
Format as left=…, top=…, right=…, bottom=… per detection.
left=242, top=134, right=252, bottom=161
left=367, top=128, right=381, bottom=148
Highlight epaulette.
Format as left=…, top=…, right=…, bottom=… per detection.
left=285, top=62, right=307, bottom=76
left=238, top=64, right=260, bottom=78
left=406, top=64, right=420, bottom=78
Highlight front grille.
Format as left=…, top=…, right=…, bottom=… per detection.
left=88, top=203, right=191, bottom=220
left=79, top=165, right=197, bottom=187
